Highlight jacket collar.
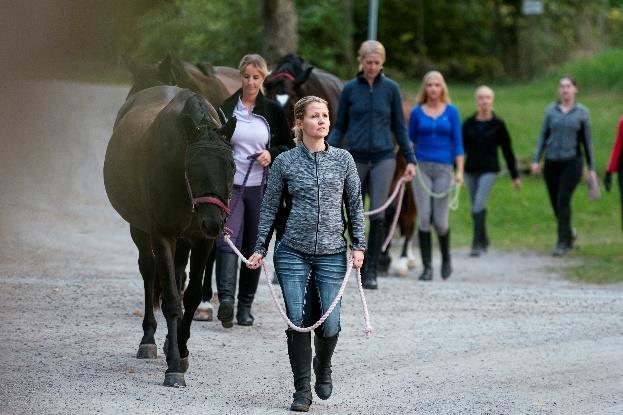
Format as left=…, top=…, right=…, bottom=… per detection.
left=356, top=70, right=385, bottom=85
left=221, top=88, right=269, bottom=118
left=299, top=140, right=331, bottom=159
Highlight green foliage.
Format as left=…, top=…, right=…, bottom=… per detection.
left=127, top=0, right=261, bottom=66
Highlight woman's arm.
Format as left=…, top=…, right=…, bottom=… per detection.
left=327, top=85, right=351, bottom=147
left=607, top=117, right=623, bottom=175
left=579, top=108, right=595, bottom=172
left=390, top=85, right=417, bottom=165
left=498, top=120, right=520, bottom=180
left=449, top=106, right=464, bottom=184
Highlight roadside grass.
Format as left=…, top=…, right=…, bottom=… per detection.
left=392, top=49, right=623, bottom=284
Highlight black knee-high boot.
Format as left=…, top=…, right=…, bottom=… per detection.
left=215, top=250, right=238, bottom=328
left=438, top=229, right=452, bottom=280
left=418, top=230, right=433, bottom=281
left=286, top=329, right=312, bottom=412
left=362, top=219, right=385, bottom=289
left=313, top=333, right=338, bottom=400
left=236, top=265, right=260, bottom=326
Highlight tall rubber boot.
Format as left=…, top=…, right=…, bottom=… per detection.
left=215, top=250, right=238, bottom=328
left=313, top=333, right=338, bottom=400
left=286, top=329, right=312, bottom=412
left=361, top=219, right=385, bottom=289
left=438, top=230, right=453, bottom=280
left=236, top=265, right=261, bottom=326
left=418, top=230, right=433, bottom=281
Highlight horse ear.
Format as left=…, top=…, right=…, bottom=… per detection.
left=123, top=54, right=143, bottom=79
left=294, top=66, right=313, bottom=89
left=218, top=116, right=237, bottom=142
left=157, top=55, right=174, bottom=83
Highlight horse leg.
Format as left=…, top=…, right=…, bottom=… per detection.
left=178, top=238, right=214, bottom=372
left=130, top=225, right=158, bottom=359
left=151, top=234, right=185, bottom=387
left=174, top=238, right=191, bottom=296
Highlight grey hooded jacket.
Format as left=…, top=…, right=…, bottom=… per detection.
left=254, top=142, right=366, bottom=257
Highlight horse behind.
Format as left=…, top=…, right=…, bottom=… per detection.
left=263, top=54, right=342, bottom=127
left=104, top=84, right=236, bottom=387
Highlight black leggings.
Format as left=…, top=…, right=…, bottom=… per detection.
left=543, top=157, right=582, bottom=245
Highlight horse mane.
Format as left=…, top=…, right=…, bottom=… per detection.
left=195, top=62, right=215, bottom=77
left=273, top=54, right=307, bottom=76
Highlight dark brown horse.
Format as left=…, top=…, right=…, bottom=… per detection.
left=104, top=80, right=236, bottom=386
left=263, top=54, right=342, bottom=127
left=379, top=101, right=418, bottom=276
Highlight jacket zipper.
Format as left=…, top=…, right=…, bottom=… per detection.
left=313, top=152, right=320, bottom=254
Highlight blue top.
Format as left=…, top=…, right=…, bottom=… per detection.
left=327, top=72, right=416, bottom=165
left=409, top=104, right=464, bottom=165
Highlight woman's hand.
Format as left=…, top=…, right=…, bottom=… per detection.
left=351, top=250, right=364, bottom=269
left=531, top=162, right=541, bottom=175
left=255, top=150, right=272, bottom=167
left=454, top=170, right=464, bottom=186
left=512, top=178, right=521, bottom=189
left=403, top=163, right=417, bottom=181
left=247, top=253, right=264, bottom=269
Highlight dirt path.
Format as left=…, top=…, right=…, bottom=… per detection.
left=0, top=81, right=621, bottom=415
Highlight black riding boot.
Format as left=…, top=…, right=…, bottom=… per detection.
left=438, top=230, right=452, bottom=280
left=215, top=250, right=238, bottom=328
left=418, top=230, right=433, bottom=281
left=236, top=265, right=260, bottom=326
left=313, top=333, right=338, bottom=400
left=286, top=329, right=312, bottom=412
left=470, top=211, right=486, bottom=257
left=362, top=219, right=385, bottom=289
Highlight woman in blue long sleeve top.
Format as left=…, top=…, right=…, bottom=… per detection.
left=327, top=40, right=416, bottom=290
left=409, top=70, right=464, bottom=281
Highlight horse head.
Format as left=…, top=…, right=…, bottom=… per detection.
left=123, top=55, right=177, bottom=97
left=181, top=94, right=236, bottom=238
left=264, top=55, right=314, bottom=127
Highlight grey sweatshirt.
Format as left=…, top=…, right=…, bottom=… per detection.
left=533, top=102, right=595, bottom=170
left=254, top=142, right=366, bottom=257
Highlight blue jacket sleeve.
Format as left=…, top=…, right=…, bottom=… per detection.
left=327, top=84, right=351, bottom=147
left=390, top=84, right=417, bottom=164
left=449, top=105, right=464, bottom=157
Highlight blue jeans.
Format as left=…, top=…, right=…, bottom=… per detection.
left=274, top=243, right=346, bottom=337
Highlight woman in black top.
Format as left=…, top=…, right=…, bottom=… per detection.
left=462, top=86, right=520, bottom=256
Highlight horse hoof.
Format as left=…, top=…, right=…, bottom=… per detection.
left=163, top=372, right=186, bottom=387
left=192, top=302, right=213, bottom=321
left=163, top=338, right=169, bottom=355
left=181, top=356, right=189, bottom=373
left=136, top=343, right=157, bottom=359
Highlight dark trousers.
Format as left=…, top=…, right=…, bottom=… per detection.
left=543, top=157, right=582, bottom=245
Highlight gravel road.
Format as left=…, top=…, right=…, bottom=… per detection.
left=0, top=81, right=621, bottom=415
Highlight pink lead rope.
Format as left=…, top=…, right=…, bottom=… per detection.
left=223, top=232, right=373, bottom=338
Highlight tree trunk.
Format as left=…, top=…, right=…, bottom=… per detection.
left=261, top=0, right=298, bottom=65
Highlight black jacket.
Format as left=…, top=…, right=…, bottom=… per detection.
left=462, top=113, right=519, bottom=179
left=218, top=89, right=293, bottom=162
